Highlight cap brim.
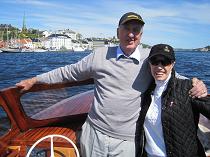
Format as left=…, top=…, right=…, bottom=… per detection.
left=148, top=53, right=174, bottom=60
left=120, top=18, right=145, bottom=25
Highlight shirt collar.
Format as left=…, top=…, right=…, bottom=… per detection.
left=116, top=45, right=140, bottom=62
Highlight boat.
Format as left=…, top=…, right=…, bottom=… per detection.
left=21, top=48, right=48, bottom=53
left=0, top=47, right=48, bottom=53
left=0, top=79, right=209, bottom=156
left=0, top=48, right=22, bottom=53
left=32, top=48, right=48, bottom=52
left=72, top=46, right=85, bottom=52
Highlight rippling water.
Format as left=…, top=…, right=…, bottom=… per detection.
left=0, top=51, right=90, bottom=89
left=0, top=51, right=209, bottom=91
left=175, top=51, right=210, bottom=92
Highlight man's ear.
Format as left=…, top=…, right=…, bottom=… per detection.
left=117, top=28, right=119, bottom=39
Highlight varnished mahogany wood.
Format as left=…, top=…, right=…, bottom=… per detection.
left=0, top=79, right=94, bottom=156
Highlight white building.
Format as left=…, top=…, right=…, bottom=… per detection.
left=42, top=30, right=51, bottom=37
left=57, top=29, right=77, bottom=40
left=40, top=29, right=93, bottom=51
left=42, top=34, right=72, bottom=51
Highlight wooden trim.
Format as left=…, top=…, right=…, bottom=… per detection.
left=10, top=127, right=80, bottom=148
left=0, top=79, right=94, bottom=131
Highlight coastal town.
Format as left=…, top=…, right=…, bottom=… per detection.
left=0, top=22, right=121, bottom=53
left=0, top=21, right=209, bottom=53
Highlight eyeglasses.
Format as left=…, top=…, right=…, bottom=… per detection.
left=149, top=57, right=173, bottom=66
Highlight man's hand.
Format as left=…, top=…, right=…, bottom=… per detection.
left=16, top=77, right=37, bottom=92
left=189, top=78, right=208, bottom=98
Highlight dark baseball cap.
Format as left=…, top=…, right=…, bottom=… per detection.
left=118, top=12, right=145, bottom=26
left=148, top=44, right=175, bottom=61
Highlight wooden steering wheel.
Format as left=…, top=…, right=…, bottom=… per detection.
left=26, top=134, right=80, bottom=157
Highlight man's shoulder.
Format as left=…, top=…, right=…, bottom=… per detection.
left=94, top=46, right=117, bottom=53
left=138, top=46, right=150, bottom=59
left=93, top=46, right=118, bottom=58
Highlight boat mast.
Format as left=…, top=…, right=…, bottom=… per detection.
left=22, top=11, right=27, bottom=33
left=6, top=25, right=9, bottom=48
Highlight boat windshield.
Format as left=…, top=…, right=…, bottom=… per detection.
left=20, top=85, right=93, bottom=120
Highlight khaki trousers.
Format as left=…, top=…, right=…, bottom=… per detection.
left=80, top=120, right=136, bottom=157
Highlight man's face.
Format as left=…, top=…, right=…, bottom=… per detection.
left=117, top=20, right=143, bottom=55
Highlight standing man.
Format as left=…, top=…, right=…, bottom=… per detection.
left=16, top=12, right=207, bottom=157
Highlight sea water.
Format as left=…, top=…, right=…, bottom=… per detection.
left=0, top=51, right=209, bottom=90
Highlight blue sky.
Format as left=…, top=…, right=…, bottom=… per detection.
left=0, top=0, right=210, bottom=49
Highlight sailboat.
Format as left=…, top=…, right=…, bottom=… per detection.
left=0, top=26, right=22, bottom=53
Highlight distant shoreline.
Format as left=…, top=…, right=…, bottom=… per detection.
left=175, top=50, right=210, bottom=52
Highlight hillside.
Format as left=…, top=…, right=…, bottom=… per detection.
left=193, top=45, right=210, bottom=52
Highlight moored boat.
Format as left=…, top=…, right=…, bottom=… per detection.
left=72, top=46, right=85, bottom=52
left=0, top=48, right=22, bottom=53
left=0, top=79, right=209, bottom=156
left=32, top=48, right=48, bottom=52
left=1, top=47, right=48, bottom=53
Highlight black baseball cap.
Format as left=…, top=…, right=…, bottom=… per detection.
left=148, top=44, right=175, bottom=61
left=118, top=12, right=145, bottom=26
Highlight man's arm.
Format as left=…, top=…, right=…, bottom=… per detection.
left=175, top=72, right=207, bottom=98
left=190, top=78, right=208, bottom=98
left=16, top=77, right=37, bottom=91
left=16, top=53, right=94, bottom=92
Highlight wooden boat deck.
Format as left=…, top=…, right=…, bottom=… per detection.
left=10, top=127, right=78, bottom=147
